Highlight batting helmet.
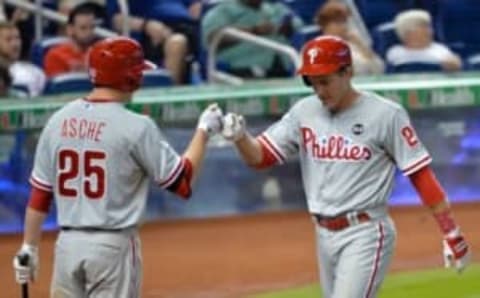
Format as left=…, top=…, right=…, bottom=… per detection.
left=297, top=36, right=352, bottom=85
left=87, top=37, right=155, bottom=93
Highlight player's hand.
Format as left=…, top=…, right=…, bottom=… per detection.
left=222, top=113, right=246, bottom=142
left=197, top=103, right=223, bottom=137
left=13, top=243, right=39, bottom=284
left=443, top=228, right=470, bottom=273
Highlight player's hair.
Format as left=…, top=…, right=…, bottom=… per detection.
left=315, top=2, right=351, bottom=28
left=67, top=2, right=99, bottom=25
left=394, top=9, right=431, bottom=41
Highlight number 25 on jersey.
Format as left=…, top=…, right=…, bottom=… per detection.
left=58, top=149, right=107, bottom=200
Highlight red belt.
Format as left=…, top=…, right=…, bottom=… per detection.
left=314, top=212, right=370, bottom=231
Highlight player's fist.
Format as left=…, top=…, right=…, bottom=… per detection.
left=13, top=243, right=39, bottom=284
left=222, top=113, right=246, bottom=142
left=443, top=228, right=470, bottom=273
left=197, top=103, right=223, bottom=137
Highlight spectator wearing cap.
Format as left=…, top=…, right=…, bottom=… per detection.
left=386, top=9, right=462, bottom=71
left=315, top=1, right=384, bottom=75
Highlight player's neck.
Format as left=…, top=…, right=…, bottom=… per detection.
left=86, top=88, right=132, bottom=102
left=332, top=88, right=360, bottom=114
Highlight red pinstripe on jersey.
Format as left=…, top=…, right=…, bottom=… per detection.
left=29, top=175, right=53, bottom=192
left=402, top=155, right=432, bottom=176
left=364, top=222, right=385, bottom=298
left=158, top=158, right=184, bottom=188
left=258, top=134, right=286, bottom=164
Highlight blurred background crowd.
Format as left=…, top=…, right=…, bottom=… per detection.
left=0, top=0, right=477, bottom=98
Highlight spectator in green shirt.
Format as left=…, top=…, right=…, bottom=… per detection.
left=201, top=0, right=303, bottom=79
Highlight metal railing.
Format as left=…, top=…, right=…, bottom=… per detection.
left=5, top=0, right=117, bottom=40
left=207, top=27, right=301, bottom=85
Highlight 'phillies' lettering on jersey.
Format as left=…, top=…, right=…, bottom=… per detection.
left=301, top=127, right=372, bottom=161
left=259, top=91, right=432, bottom=216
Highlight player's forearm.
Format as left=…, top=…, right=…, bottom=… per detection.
left=182, top=129, right=209, bottom=182
left=23, top=207, right=48, bottom=247
left=234, top=133, right=263, bottom=167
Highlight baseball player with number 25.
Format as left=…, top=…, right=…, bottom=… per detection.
left=12, top=36, right=223, bottom=297
left=222, top=36, right=470, bottom=298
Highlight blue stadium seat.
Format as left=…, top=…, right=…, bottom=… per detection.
left=281, top=0, right=327, bottom=24
left=142, top=69, right=173, bottom=87
left=371, top=22, right=399, bottom=59
left=466, top=54, right=480, bottom=70
left=44, top=69, right=173, bottom=95
left=10, top=84, right=30, bottom=98
left=436, top=0, right=480, bottom=57
left=30, top=36, right=69, bottom=68
left=388, top=62, right=443, bottom=74
left=44, top=72, right=92, bottom=95
left=356, top=0, right=415, bottom=31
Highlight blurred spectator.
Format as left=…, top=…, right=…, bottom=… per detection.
left=108, top=0, right=192, bottom=84
left=0, top=63, right=11, bottom=97
left=201, top=0, right=304, bottom=79
left=4, top=4, right=33, bottom=60
left=386, top=9, right=462, bottom=72
left=0, top=1, right=6, bottom=22
left=57, top=0, right=107, bottom=36
left=0, top=22, right=46, bottom=96
left=44, top=3, right=100, bottom=78
left=315, top=1, right=384, bottom=75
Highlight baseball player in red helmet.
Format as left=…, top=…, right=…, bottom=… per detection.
left=12, top=36, right=223, bottom=297
left=222, top=36, right=470, bottom=297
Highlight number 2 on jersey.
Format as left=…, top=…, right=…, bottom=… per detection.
left=58, top=149, right=106, bottom=199
left=401, top=126, right=419, bottom=147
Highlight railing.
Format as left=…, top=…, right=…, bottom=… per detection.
left=5, top=0, right=117, bottom=40
left=207, top=27, right=301, bottom=85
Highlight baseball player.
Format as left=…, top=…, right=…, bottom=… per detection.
left=222, top=36, right=470, bottom=298
left=12, top=36, right=223, bottom=297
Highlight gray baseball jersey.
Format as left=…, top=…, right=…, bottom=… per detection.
left=259, top=91, right=431, bottom=216
left=29, top=98, right=185, bottom=297
left=258, top=91, right=430, bottom=298
left=30, top=98, right=183, bottom=228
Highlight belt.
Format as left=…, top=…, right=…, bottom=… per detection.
left=313, top=211, right=370, bottom=231
left=60, top=226, right=129, bottom=232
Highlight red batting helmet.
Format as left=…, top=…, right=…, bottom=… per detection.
left=87, top=37, right=155, bottom=93
left=297, top=35, right=352, bottom=80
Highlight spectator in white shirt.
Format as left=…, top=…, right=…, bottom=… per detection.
left=386, top=9, right=462, bottom=72
left=0, top=22, right=46, bottom=96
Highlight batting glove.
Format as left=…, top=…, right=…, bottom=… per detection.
left=222, top=113, right=246, bottom=142
left=13, top=243, right=39, bottom=284
left=197, top=103, right=223, bottom=137
left=443, top=228, right=470, bottom=273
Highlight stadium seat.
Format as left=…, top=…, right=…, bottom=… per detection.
left=436, top=0, right=480, bottom=57
left=142, top=69, right=173, bottom=87
left=388, top=62, right=443, bottom=74
left=281, top=0, right=327, bottom=24
left=466, top=54, right=480, bottom=70
left=44, top=72, right=92, bottom=95
left=30, top=36, right=69, bottom=68
left=356, top=0, right=415, bottom=31
left=371, top=22, right=399, bottom=59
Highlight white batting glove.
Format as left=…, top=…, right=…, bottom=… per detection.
left=443, top=228, right=470, bottom=273
left=13, top=243, right=39, bottom=284
left=197, top=103, right=223, bottom=137
left=222, top=113, right=246, bottom=142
